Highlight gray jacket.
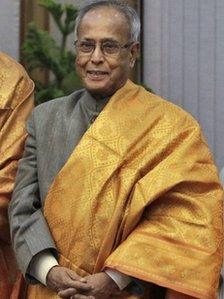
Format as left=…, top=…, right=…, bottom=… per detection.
left=8, top=89, right=109, bottom=279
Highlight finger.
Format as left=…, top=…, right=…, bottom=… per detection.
left=67, top=270, right=82, bottom=281
left=61, top=274, right=91, bottom=290
left=62, top=279, right=92, bottom=292
left=58, top=288, right=77, bottom=298
left=71, top=281, right=92, bottom=292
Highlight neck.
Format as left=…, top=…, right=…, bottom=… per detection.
left=88, top=80, right=128, bottom=101
left=90, top=92, right=112, bottom=101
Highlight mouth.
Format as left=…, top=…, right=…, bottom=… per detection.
left=86, top=70, right=109, bottom=80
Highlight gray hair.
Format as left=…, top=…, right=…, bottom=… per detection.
left=74, top=0, right=141, bottom=42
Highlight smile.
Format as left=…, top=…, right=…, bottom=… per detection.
left=87, top=70, right=109, bottom=79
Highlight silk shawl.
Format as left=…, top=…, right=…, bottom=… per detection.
left=28, top=80, right=223, bottom=299
left=0, top=52, right=34, bottom=299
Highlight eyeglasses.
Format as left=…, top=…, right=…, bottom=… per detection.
left=74, top=40, right=134, bottom=57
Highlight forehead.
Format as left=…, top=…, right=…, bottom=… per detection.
left=78, top=7, right=129, bottom=42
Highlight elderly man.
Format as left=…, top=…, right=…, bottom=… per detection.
left=9, top=1, right=223, bottom=299
left=0, top=51, right=34, bottom=298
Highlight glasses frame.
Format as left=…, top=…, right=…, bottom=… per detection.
left=74, top=40, right=134, bottom=57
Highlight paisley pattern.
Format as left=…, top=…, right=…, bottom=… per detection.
left=29, top=80, right=222, bottom=299
left=0, top=52, right=34, bottom=298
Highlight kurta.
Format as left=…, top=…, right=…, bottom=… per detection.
left=24, top=80, right=222, bottom=299
left=0, top=52, right=34, bottom=298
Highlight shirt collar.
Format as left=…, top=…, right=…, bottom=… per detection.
left=81, top=89, right=110, bottom=113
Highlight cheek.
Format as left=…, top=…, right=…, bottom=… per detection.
left=76, top=56, right=88, bottom=70
left=106, top=62, right=124, bottom=78
left=110, top=61, right=129, bottom=78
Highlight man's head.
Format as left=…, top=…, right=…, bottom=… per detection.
left=75, top=0, right=140, bottom=98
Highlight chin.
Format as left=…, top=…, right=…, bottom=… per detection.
left=84, top=80, right=112, bottom=96
left=88, top=87, right=111, bottom=98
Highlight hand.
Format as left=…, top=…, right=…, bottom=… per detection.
left=86, top=272, right=119, bottom=299
left=166, top=289, right=197, bottom=299
left=59, top=292, right=94, bottom=299
left=58, top=272, right=119, bottom=299
left=46, top=266, right=92, bottom=296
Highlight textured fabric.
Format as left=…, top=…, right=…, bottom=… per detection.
left=27, top=80, right=223, bottom=298
left=0, top=52, right=34, bottom=298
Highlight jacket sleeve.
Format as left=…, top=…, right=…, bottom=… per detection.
left=8, top=113, right=58, bottom=283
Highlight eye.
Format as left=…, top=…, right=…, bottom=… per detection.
left=79, top=41, right=95, bottom=52
left=102, top=42, right=120, bottom=54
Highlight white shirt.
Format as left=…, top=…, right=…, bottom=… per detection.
left=30, top=250, right=132, bottom=290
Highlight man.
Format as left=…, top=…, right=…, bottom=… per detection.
left=0, top=51, right=34, bottom=298
left=9, top=1, right=223, bottom=299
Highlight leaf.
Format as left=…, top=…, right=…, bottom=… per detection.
left=60, top=50, right=76, bottom=74
left=61, top=71, right=83, bottom=94
left=22, top=1, right=84, bottom=105
left=64, top=5, right=78, bottom=34
left=39, top=0, right=63, bottom=20
left=22, top=23, right=67, bottom=80
left=35, top=85, right=64, bottom=105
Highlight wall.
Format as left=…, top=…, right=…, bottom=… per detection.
left=144, top=0, right=224, bottom=169
left=0, top=0, right=20, bottom=59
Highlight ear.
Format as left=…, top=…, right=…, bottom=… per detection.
left=129, top=42, right=140, bottom=68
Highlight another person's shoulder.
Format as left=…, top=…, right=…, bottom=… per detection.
left=0, top=51, right=27, bottom=74
left=0, top=51, right=34, bottom=108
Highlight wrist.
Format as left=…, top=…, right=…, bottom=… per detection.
left=29, top=251, right=59, bottom=286
left=104, top=272, right=119, bottom=292
left=104, top=268, right=131, bottom=290
left=46, top=265, right=60, bottom=286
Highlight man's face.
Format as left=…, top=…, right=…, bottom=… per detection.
left=75, top=7, right=138, bottom=98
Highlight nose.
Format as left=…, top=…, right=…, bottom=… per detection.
left=90, top=44, right=105, bottom=64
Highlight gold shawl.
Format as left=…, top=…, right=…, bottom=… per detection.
left=28, top=80, right=223, bottom=299
left=0, top=52, right=34, bottom=298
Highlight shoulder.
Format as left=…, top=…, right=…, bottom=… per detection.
left=0, top=52, right=34, bottom=109
left=34, top=89, right=85, bottom=113
left=32, top=89, right=85, bottom=123
left=138, top=85, right=199, bottom=130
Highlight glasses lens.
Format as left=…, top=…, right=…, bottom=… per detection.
left=77, top=41, right=95, bottom=53
left=102, top=42, right=120, bottom=55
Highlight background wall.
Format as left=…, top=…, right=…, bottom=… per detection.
left=144, top=0, right=224, bottom=169
left=0, top=0, right=20, bottom=59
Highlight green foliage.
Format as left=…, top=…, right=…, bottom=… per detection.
left=22, top=0, right=81, bottom=105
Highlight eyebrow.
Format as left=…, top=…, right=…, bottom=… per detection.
left=81, top=38, right=119, bottom=43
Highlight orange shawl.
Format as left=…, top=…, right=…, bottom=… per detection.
left=28, top=80, right=222, bottom=299
left=0, top=52, right=34, bottom=299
